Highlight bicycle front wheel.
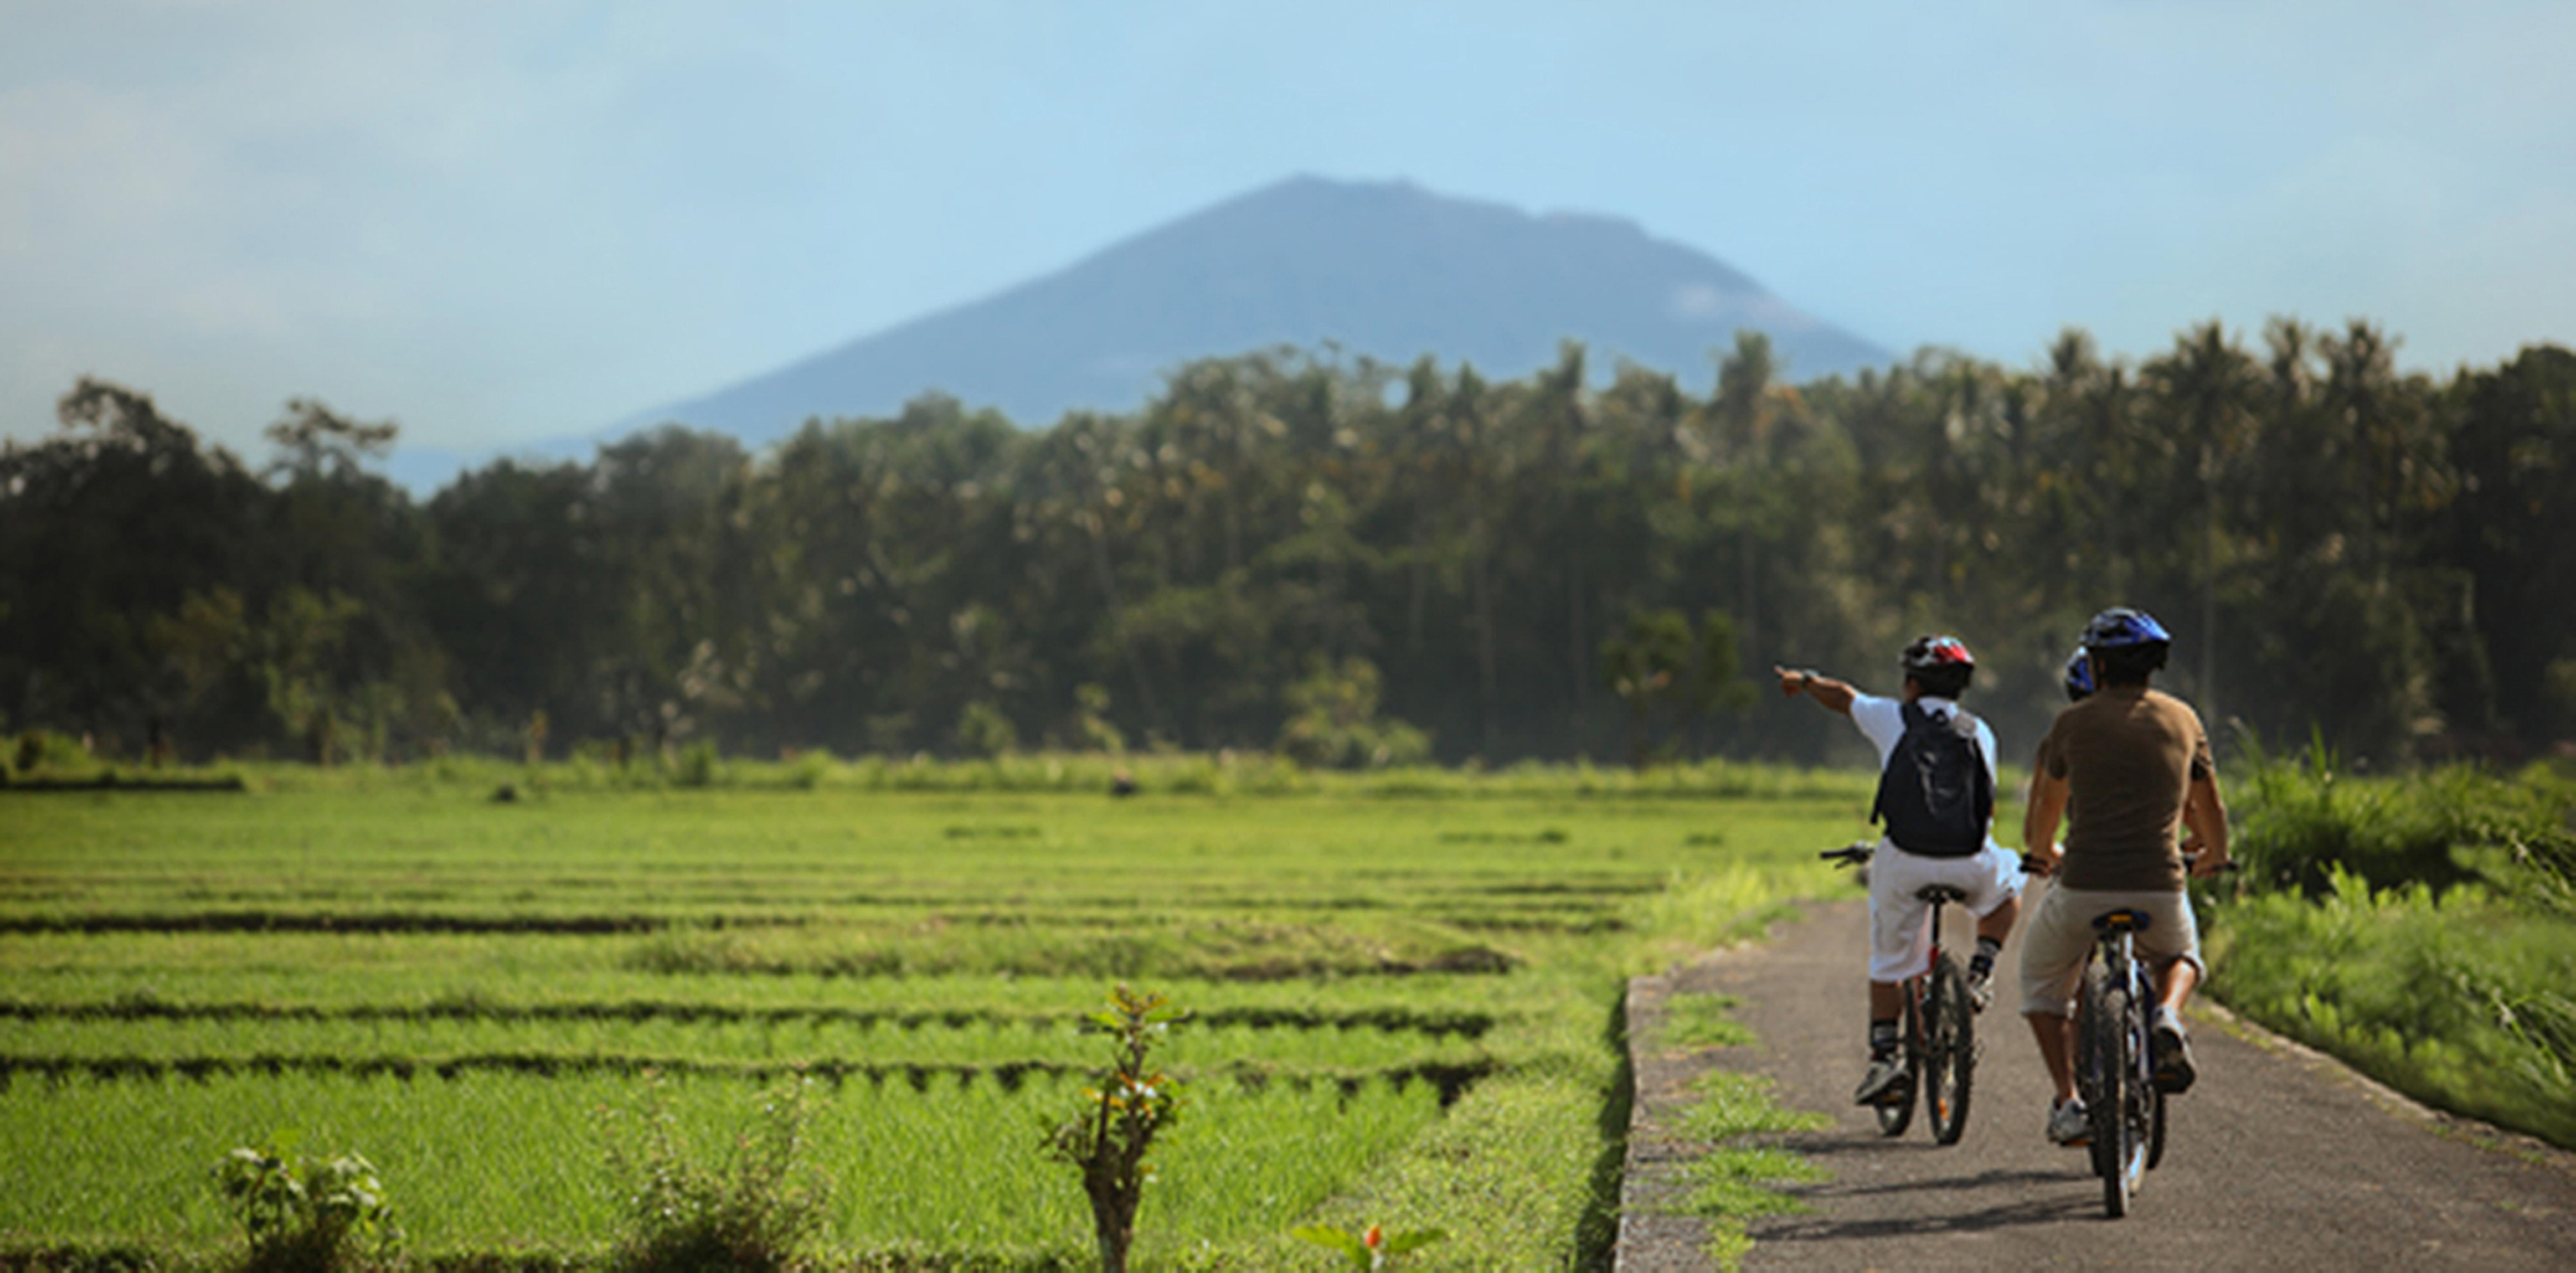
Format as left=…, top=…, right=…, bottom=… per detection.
left=1924, top=954, right=1974, bottom=1145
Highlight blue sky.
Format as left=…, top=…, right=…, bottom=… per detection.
left=4, top=1, right=2571, bottom=461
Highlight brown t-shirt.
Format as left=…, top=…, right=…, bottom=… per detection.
left=2035, top=685, right=2213, bottom=892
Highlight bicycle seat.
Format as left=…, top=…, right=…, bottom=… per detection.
left=2091, top=908, right=2152, bottom=933
left=1915, top=884, right=1970, bottom=904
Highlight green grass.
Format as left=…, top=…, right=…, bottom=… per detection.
left=1654, top=995, right=1754, bottom=1051
left=0, top=764, right=1869, bottom=1269
left=2204, top=869, right=2576, bottom=1147
left=0, top=1070, right=1443, bottom=1264
left=2202, top=753, right=2576, bottom=1150
left=1665, top=1046, right=1829, bottom=1271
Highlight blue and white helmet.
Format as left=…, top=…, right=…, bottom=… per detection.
left=2079, top=608, right=2171, bottom=676
left=2080, top=608, right=2171, bottom=651
left=2062, top=647, right=2096, bottom=702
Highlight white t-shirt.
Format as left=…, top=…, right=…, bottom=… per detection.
left=1851, top=693, right=2002, bottom=848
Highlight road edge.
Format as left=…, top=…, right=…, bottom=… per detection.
left=2196, top=995, right=2576, bottom=1178
left=1612, top=960, right=1719, bottom=1272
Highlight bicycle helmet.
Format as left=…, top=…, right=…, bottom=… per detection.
left=1899, top=635, right=1976, bottom=698
left=2079, top=608, right=2170, bottom=681
left=2079, top=608, right=2171, bottom=650
left=2062, top=647, right=2096, bottom=702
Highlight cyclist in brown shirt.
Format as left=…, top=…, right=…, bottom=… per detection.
left=2018, top=608, right=2233, bottom=1146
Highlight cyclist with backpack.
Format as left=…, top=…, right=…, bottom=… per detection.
left=1776, top=636, right=2028, bottom=1107
left=2018, top=608, right=2233, bottom=1146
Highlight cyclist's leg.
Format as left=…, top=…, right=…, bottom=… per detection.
left=1858, top=844, right=1934, bottom=1103
left=2016, top=881, right=2091, bottom=1105
left=2142, top=888, right=2207, bottom=1013
left=2026, top=1012, right=2077, bottom=1101
left=1866, top=843, right=1938, bottom=988
left=2156, top=955, right=2201, bottom=1013
left=2133, top=889, right=2207, bottom=1092
left=1960, top=841, right=2028, bottom=995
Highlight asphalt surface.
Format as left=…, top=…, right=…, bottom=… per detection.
left=1616, top=888, right=2576, bottom=1271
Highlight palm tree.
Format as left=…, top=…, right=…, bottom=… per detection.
left=2143, top=321, right=2261, bottom=720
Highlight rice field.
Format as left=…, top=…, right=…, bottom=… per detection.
left=0, top=763, right=1869, bottom=1269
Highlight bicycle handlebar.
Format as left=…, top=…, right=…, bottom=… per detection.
left=1819, top=842, right=1873, bottom=867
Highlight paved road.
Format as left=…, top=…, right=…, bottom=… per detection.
left=1618, top=889, right=2576, bottom=1271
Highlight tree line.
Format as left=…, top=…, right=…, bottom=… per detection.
left=4, top=320, right=2571, bottom=771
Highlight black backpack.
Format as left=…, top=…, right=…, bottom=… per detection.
left=1871, top=702, right=1993, bottom=857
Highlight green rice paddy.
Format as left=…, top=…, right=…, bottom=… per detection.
left=0, top=764, right=1869, bottom=1269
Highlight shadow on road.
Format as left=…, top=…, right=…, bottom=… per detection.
left=1765, top=1173, right=2100, bottom=1242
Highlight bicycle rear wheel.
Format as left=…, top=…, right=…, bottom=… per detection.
left=1924, top=954, right=1974, bottom=1145
left=2117, top=976, right=2157, bottom=1192
left=2147, top=1085, right=2168, bottom=1170
left=2088, top=979, right=2137, bottom=1218
left=1874, top=982, right=1918, bottom=1137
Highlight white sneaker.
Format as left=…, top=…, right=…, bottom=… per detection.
left=1853, top=1056, right=1909, bottom=1106
left=2153, top=1009, right=2198, bottom=1094
left=2047, top=1097, right=2090, bottom=1147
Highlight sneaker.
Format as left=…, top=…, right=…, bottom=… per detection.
left=1853, top=1056, right=1909, bottom=1106
left=2047, top=1097, right=2091, bottom=1147
left=2153, top=1015, right=2198, bottom=1094
left=1964, top=967, right=1995, bottom=1014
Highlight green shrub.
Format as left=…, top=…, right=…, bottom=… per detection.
left=2227, top=738, right=2576, bottom=907
left=1276, top=658, right=1432, bottom=770
left=2205, top=752, right=2576, bottom=1148
left=673, top=741, right=722, bottom=789
left=212, top=1138, right=395, bottom=1273
left=2205, top=871, right=2576, bottom=1147
left=785, top=749, right=833, bottom=791
left=9, top=730, right=94, bottom=777
left=599, top=1072, right=827, bottom=1273
left=955, top=702, right=1018, bottom=760
left=1048, top=986, right=1184, bottom=1273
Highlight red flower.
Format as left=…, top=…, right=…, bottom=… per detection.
left=1364, top=1225, right=1383, bottom=1249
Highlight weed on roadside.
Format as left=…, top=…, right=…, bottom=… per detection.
left=1657, top=994, right=1754, bottom=1050
left=1668, top=1060, right=1830, bottom=1271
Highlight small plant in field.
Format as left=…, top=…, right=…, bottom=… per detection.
left=599, top=1069, right=827, bottom=1273
left=1050, top=984, right=1186, bottom=1273
left=212, top=1135, right=395, bottom=1273
left=1291, top=1222, right=1448, bottom=1269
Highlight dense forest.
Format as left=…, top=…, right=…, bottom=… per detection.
left=4, top=319, right=2571, bottom=771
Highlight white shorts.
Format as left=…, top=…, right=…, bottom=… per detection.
left=1868, top=839, right=2026, bottom=983
left=2016, top=881, right=2205, bottom=1018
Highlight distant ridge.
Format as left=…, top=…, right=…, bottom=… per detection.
left=617, top=175, right=1892, bottom=443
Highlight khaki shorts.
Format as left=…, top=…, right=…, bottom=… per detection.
left=2017, top=880, right=2203, bottom=1019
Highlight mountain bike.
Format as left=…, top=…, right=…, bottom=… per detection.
left=1821, top=842, right=1975, bottom=1144
left=2075, top=907, right=2162, bottom=1217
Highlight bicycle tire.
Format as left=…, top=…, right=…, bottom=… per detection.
left=2147, top=1085, right=2168, bottom=1170
left=2075, top=971, right=2112, bottom=1178
left=1925, top=954, right=1974, bottom=1145
left=1874, top=983, right=1918, bottom=1137
left=2117, top=971, right=2156, bottom=1197
left=2091, top=980, right=2133, bottom=1217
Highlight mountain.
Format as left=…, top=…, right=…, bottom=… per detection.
left=608, top=176, right=1891, bottom=445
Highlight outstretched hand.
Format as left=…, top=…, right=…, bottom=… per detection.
left=1773, top=665, right=1812, bottom=697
